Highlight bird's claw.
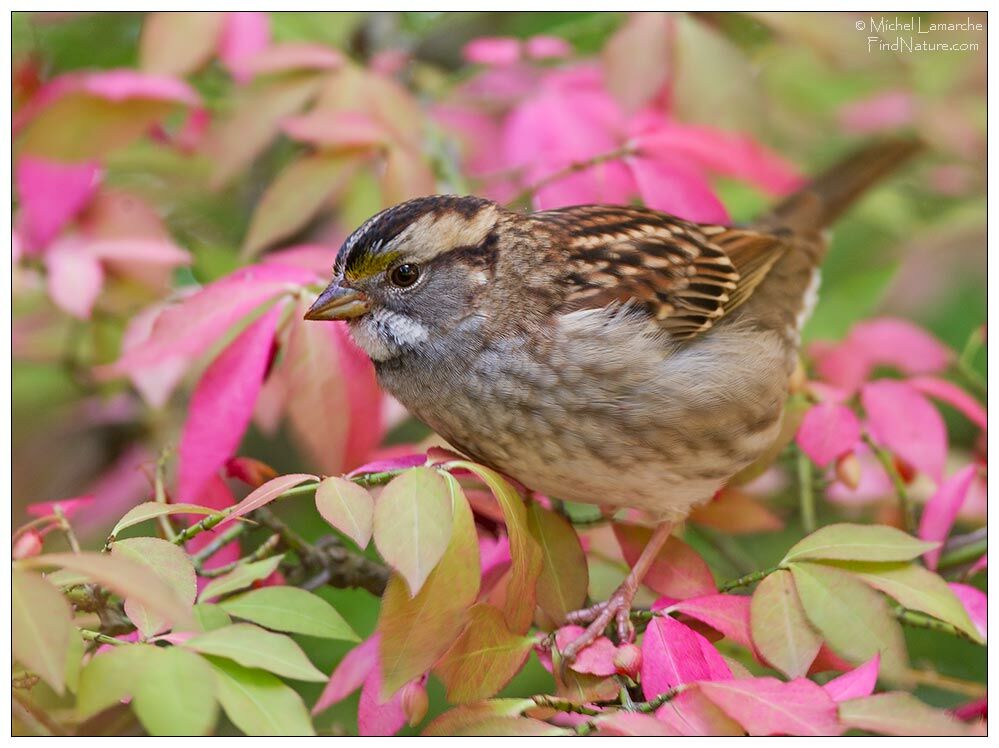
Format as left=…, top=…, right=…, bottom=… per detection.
left=556, top=585, right=638, bottom=680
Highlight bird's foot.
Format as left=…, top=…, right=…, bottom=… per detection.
left=561, top=582, right=638, bottom=664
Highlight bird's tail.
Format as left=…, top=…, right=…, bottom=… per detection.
left=754, top=138, right=922, bottom=235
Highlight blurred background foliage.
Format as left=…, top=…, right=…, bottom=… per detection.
left=12, top=11, right=986, bottom=735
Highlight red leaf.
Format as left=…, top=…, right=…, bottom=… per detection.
left=614, top=524, right=717, bottom=600
left=918, top=464, right=977, bottom=569
left=222, top=473, right=317, bottom=527
left=655, top=689, right=744, bottom=736
left=176, top=303, right=283, bottom=502
left=15, top=156, right=100, bottom=248
left=641, top=616, right=731, bottom=699
left=554, top=625, right=617, bottom=676
left=313, top=635, right=380, bottom=715
left=796, top=403, right=862, bottom=468
left=595, top=712, right=680, bottom=736
left=698, top=677, right=841, bottom=736
left=358, top=662, right=407, bottom=737
left=948, top=583, right=986, bottom=640
left=628, top=154, right=729, bottom=223
left=666, top=594, right=753, bottom=651
left=908, top=376, right=987, bottom=432
left=862, top=379, right=947, bottom=482
left=823, top=654, right=880, bottom=703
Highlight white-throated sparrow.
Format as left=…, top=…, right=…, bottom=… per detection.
left=305, top=139, right=919, bottom=657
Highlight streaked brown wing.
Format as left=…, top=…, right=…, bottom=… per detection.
left=542, top=206, right=789, bottom=339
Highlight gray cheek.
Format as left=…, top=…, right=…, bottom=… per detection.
left=348, top=309, right=431, bottom=362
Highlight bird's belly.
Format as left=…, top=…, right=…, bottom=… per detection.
left=376, top=318, right=789, bottom=521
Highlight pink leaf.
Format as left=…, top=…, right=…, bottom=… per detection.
left=615, top=525, right=717, bottom=600
left=918, top=464, right=977, bottom=569
left=347, top=453, right=427, bottom=477
left=838, top=90, right=916, bottom=134
left=908, top=376, right=987, bottom=432
left=698, top=677, right=841, bottom=736
left=595, top=711, right=680, bottom=736
left=796, top=403, right=862, bottom=468
left=862, top=379, right=947, bottom=482
left=823, top=654, right=880, bottom=703
left=313, top=635, right=380, bottom=715
left=554, top=626, right=617, bottom=676
left=218, top=12, right=271, bottom=83
left=358, top=664, right=407, bottom=736
left=632, top=120, right=803, bottom=196
left=948, top=583, right=986, bottom=641
left=176, top=303, right=283, bottom=502
left=641, top=616, right=731, bottom=699
left=525, top=35, right=572, bottom=60
left=667, top=594, right=754, bottom=651
left=26, top=495, right=96, bottom=519
left=221, top=473, right=317, bottom=528
left=15, top=157, right=101, bottom=249
left=463, top=37, right=522, bottom=66
left=655, top=689, right=745, bottom=736
left=238, top=42, right=343, bottom=79
left=825, top=444, right=894, bottom=507
left=628, top=155, right=730, bottom=223
left=86, top=238, right=191, bottom=267
left=44, top=239, right=104, bottom=319
left=118, top=299, right=192, bottom=408
left=102, top=264, right=314, bottom=376
left=329, top=321, right=384, bottom=469
left=281, top=111, right=387, bottom=150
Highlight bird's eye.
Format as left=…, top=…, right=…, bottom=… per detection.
left=389, top=263, right=420, bottom=288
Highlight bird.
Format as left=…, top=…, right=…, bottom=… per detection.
left=305, top=139, right=920, bottom=660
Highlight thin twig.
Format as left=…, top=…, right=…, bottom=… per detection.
left=52, top=505, right=81, bottom=554
left=506, top=145, right=636, bottom=208
left=864, top=434, right=916, bottom=533
left=937, top=527, right=987, bottom=572
left=199, top=533, right=283, bottom=578
left=903, top=667, right=987, bottom=698
left=718, top=566, right=780, bottom=592
left=79, top=628, right=125, bottom=646
left=796, top=450, right=816, bottom=534
left=893, top=606, right=981, bottom=644
left=154, top=447, right=178, bottom=543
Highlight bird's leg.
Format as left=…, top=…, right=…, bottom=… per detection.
left=561, top=521, right=673, bottom=663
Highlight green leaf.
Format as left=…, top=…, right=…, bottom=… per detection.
left=448, top=461, right=542, bottom=634
left=314, top=476, right=374, bottom=548
left=182, top=623, right=326, bottom=682
left=64, top=628, right=84, bottom=694
left=112, top=537, right=196, bottom=637
left=20, top=552, right=195, bottom=632
left=77, top=644, right=158, bottom=720
left=789, top=562, right=908, bottom=680
left=12, top=570, right=73, bottom=694
left=198, top=555, right=284, bottom=602
left=435, top=603, right=535, bottom=704
left=132, top=647, right=218, bottom=736
left=750, top=569, right=823, bottom=679
left=827, top=561, right=983, bottom=643
left=527, top=502, right=588, bottom=625
left=839, top=692, right=984, bottom=736
left=782, top=523, right=938, bottom=564
left=110, top=502, right=217, bottom=539
left=209, top=657, right=316, bottom=736
left=373, top=467, right=454, bottom=597
left=219, top=586, right=358, bottom=641
left=378, top=473, right=480, bottom=697
left=242, top=152, right=362, bottom=257
left=193, top=603, right=233, bottom=632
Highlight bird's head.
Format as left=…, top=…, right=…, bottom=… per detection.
left=305, top=195, right=502, bottom=362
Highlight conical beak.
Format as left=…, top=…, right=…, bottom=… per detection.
left=304, top=282, right=370, bottom=321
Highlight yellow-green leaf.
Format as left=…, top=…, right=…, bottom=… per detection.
left=827, top=561, right=983, bottom=643
left=242, top=152, right=362, bottom=257
left=198, top=555, right=284, bottom=602
left=182, top=623, right=326, bottom=682
left=112, top=537, right=197, bottom=637
left=422, top=699, right=533, bottom=737
left=12, top=570, right=73, bottom=694
left=839, top=692, right=984, bottom=736
left=790, top=562, right=908, bottom=680
left=782, top=523, right=938, bottom=565
left=378, top=474, right=480, bottom=696
left=449, top=461, right=542, bottom=633
left=20, top=552, right=195, bottom=632
left=750, top=569, right=822, bottom=678
left=139, top=12, right=223, bottom=76
left=132, top=646, right=218, bottom=736
left=219, top=586, right=358, bottom=641
left=77, top=644, right=158, bottom=719
left=209, top=657, right=316, bottom=736
left=434, top=604, right=534, bottom=704
left=373, top=467, right=454, bottom=597
left=315, top=476, right=374, bottom=548
left=527, top=502, right=588, bottom=625
left=110, top=502, right=217, bottom=540
left=193, top=603, right=232, bottom=632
